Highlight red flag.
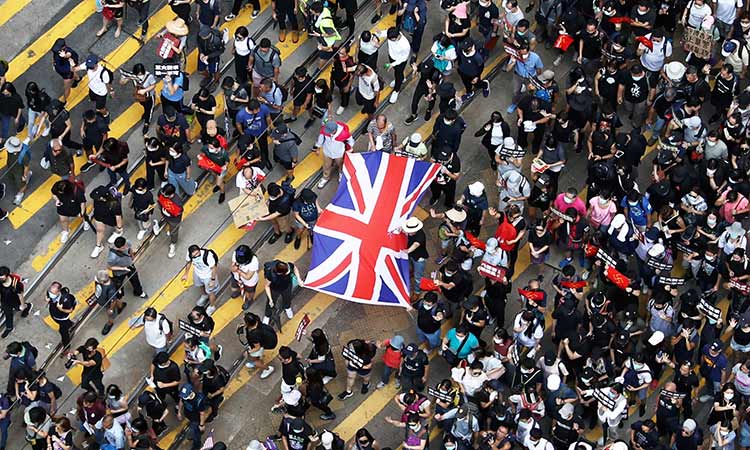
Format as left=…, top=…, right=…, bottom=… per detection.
left=554, top=34, right=575, bottom=51
left=561, top=280, right=587, bottom=289
left=295, top=314, right=311, bottom=342
left=608, top=16, right=633, bottom=24
left=584, top=243, right=599, bottom=258
left=419, top=278, right=441, bottom=292
left=605, top=266, right=631, bottom=290
left=197, top=153, right=224, bottom=175
left=635, top=36, right=654, bottom=50
left=465, top=232, right=487, bottom=250
left=518, top=288, right=545, bottom=302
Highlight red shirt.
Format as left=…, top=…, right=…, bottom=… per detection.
left=382, top=339, right=403, bottom=369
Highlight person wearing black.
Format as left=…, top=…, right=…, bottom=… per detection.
left=151, top=351, right=182, bottom=405
left=200, top=360, right=228, bottom=421
left=0, top=82, right=25, bottom=148
left=630, top=420, right=659, bottom=450
left=577, top=20, right=602, bottom=73
left=339, top=339, right=377, bottom=399
left=25, top=81, right=51, bottom=140
left=671, top=360, right=699, bottom=418
left=190, top=88, right=217, bottom=142
left=46, top=282, right=76, bottom=348
left=68, top=337, right=105, bottom=396
left=516, top=95, right=551, bottom=152
left=225, top=0, right=261, bottom=21
left=710, top=64, right=740, bottom=124
left=405, top=217, right=428, bottom=299
left=655, top=383, right=682, bottom=440
left=279, top=417, right=318, bottom=450
left=258, top=181, right=296, bottom=244
left=273, top=0, right=299, bottom=42
left=431, top=109, right=466, bottom=156
left=142, top=138, right=166, bottom=191
left=263, top=260, right=302, bottom=330
left=79, top=109, right=110, bottom=171
left=404, top=59, right=440, bottom=125
left=618, top=64, right=650, bottom=128
left=457, top=39, right=488, bottom=101
left=461, top=296, right=488, bottom=344
left=156, top=106, right=189, bottom=147
left=400, top=343, right=430, bottom=392
left=429, top=148, right=461, bottom=208
left=0, top=267, right=29, bottom=338
left=46, top=99, right=82, bottom=153
left=304, top=367, right=336, bottom=420
left=97, top=137, right=131, bottom=192
left=178, top=383, right=212, bottom=450
left=241, top=312, right=278, bottom=378
left=307, top=328, right=336, bottom=380
left=138, top=390, right=169, bottom=436
left=338, top=0, right=357, bottom=37
left=673, top=419, right=703, bottom=450
left=415, top=293, right=445, bottom=351
left=435, top=260, right=472, bottom=320
left=287, top=66, right=315, bottom=124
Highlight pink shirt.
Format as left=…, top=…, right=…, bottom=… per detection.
left=719, top=191, right=749, bottom=224
left=553, top=194, right=586, bottom=217
left=588, top=197, right=617, bottom=228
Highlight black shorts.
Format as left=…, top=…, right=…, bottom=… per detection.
left=89, top=90, right=107, bottom=109
left=318, top=49, right=335, bottom=61
left=645, top=70, right=660, bottom=90
left=278, top=159, right=295, bottom=170
left=356, top=91, right=376, bottom=114
left=58, top=70, right=75, bottom=80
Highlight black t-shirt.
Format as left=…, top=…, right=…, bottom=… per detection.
left=197, top=0, right=220, bottom=25
left=279, top=418, right=317, bottom=450
left=434, top=155, right=461, bottom=185
left=268, top=263, right=295, bottom=291
left=417, top=303, right=444, bottom=333
left=192, top=94, right=217, bottom=119
left=282, top=358, right=305, bottom=386
left=630, top=422, right=659, bottom=449
left=82, top=117, right=110, bottom=147
left=477, top=3, right=500, bottom=31
left=78, top=348, right=103, bottom=378
left=92, top=199, right=123, bottom=224
left=580, top=31, right=602, bottom=59
left=528, top=230, right=551, bottom=252
left=152, top=361, right=181, bottom=384
left=620, top=73, right=650, bottom=103
left=597, top=69, right=621, bottom=101
left=48, top=109, right=70, bottom=139
left=247, top=323, right=279, bottom=349
left=401, top=351, right=429, bottom=377
left=49, top=293, right=76, bottom=321
left=189, top=316, right=216, bottom=336
left=168, top=152, right=191, bottom=174
left=0, top=279, right=23, bottom=309
left=0, top=94, right=23, bottom=117
left=201, top=374, right=225, bottom=397
left=408, top=229, right=429, bottom=260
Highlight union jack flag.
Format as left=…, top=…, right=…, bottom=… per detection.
left=305, top=152, right=440, bottom=307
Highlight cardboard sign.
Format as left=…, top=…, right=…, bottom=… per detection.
left=178, top=320, right=204, bottom=336
left=227, top=189, right=268, bottom=228
left=477, top=261, right=507, bottom=282
left=295, top=314, right=311, bottom=342
left=698, top=298, right=722, bottom=323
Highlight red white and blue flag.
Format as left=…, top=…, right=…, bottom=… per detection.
left=305, top=152, right=440, bottom=307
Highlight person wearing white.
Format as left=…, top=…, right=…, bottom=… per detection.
left=523, top=429, right=554, bottom=450
left=313, top=120, right=355, bottom=188
left=182, top=245, right=220, bottom=315
left=714, top=0, right=743, bottom=35
left=682, top=0, right=713, bottom=29
left=231, top=244, right=260, bottom=311
left=638, top=32, right=673, bottom=73
left=377, top=27, right=411, bottom=103
left=75, top=54, right=113, bottom=115
left=581, top=385, right=627, bottom=442
left=142, top=308, right=171, bottom=354
left=235, top=165, right=266, bottom=195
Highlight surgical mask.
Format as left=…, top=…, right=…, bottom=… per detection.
left=575, top=85, right=585, bottom=94
left=612, top=44, right=623, bottom=51
left=47, top=292, right=60, bottom=301
left=632, top=75, right=644, bottom=81
left=409, top=424, right=421, bottom=431
left=598, top=198, right=609, bottom=207
left=423, top=303, right=433, bottom=310
left=706, top=255, right=716, bottom=262
left=445, top=445, right=457, bottom=450
left=169, top=151, right=178, bottom=157
left=444, top=119, right=455, bottom=125
left=707, top=168, right=717, bottom=176
left=314, top=87, right=323, bottom=94
left=707, top=217, right=717, bottom=227
left=707, top=139, right=717, bottom=147
left=628, top=201, right=638, bottom=206
left=563, top=196, right=574, bottom=204
left=208, top=146, right=219, bottom=153
left=725, top=392, right=734, bottom=400
left=743, top=21, right=750, bottom=29
left=135, top=189, right=147, bottom=195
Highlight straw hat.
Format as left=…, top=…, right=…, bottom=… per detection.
left=403, top=217, right=424, bottom=233
left=166, top=18, right=189, bottom=36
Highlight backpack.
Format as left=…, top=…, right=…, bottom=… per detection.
left=100, top=66, right=114, bottom=84
left=215, top=364, right=230, bottom=387
left=273, top=83, right=289, bottom=103
left=400, top=395, right=428, bottom=422
left=401, top=0, right=418, bottom=33
left=264, top=260, right=279, bottom=282
left=158, top=314, right=174, bottom=341
left=201, top=248, right=219, bottom=267
left=198, top=341, right=213, bottom=360
left=253, top=46, right=281, bottom=74
left=21, top=341, right=38, bottom=359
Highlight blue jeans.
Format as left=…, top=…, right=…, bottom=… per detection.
left=416, top=327, right=442, bottom=350
left=188, top=421, right=203, bottom=450
left=28, top=109, right=46, bottom=137
left=411, top=257, right=426, bottom=294
left=381, top=365, right=397, bottom=384
left=107, top=166, right=131, bottom=191
left=0, top=115, right=14, bottom=140
left=0, top=420, right=9, bottom=449
left=168, top=170, right=196, bottom=197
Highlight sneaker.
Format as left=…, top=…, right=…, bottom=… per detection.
left=506, top=104, right=517, bottom=114
left=102, top=322, right=113, bottom=335
left=389, top=80, right=396, bottom=88
left=294, top=236, right=301, bottom=249
left=323, top=376, right=333, bottom=384
left=242, top=300, right=252, bottom=310
left=361, top=383, right=370, bottom=394
left=245, top=361, right=256, bottom=369
left=271, top=404, right=286, bottom=414
left=285, top=308, right=293, bottom=319
left=0, top=183, right=5, bottom=200
left=553, top=55, right=563, bottom=66
left=460, top=92, right=474, bottom=103
left=215, top=344, right=223, bottom=361
left=260, top=366, right=275, bottom=379
left=482, top=80, right=491, bottom=97
left=212, top=185, right=220, bottom=193
left=638, top=404, right=646, bottom=417
left=13, top=192, right=24, bottom=205
left=224, top=13, right=236, bottom=21
left=317, top=177, right=329, bottom=189
left=389, top=91, right=399, bottom=103
left=0, top=210, right=7, bottom=222
left=197, top=295, right=209, bottom=307
left=108, top=230, right=123, bottom=244
left=138, top=292, right=148, bottom=299
left=251, top=9, right=259, bottom=18
left=376, top=381, right=387, bottom=389
left=1, top=328, right=12, bottom=338
left=168, top=244, right=176, bottom=258
left=41, top=126, right=50, bottom=137
left=404, top=115, right=417, bottom=125
left=20, top=303, right=31, bottom=318
left=80, top=162, right=95, bottom=173
left=371, top=14, right=381, bottom=24
left=60, top=230, right=70, bottom=243
left=218, top=193, right=225, bottom=204
left=206, top=305, right=216, bottom=315
left=90, top=245, right=104, bottom=258
left=152, top=220, right=162, bottom=236
left=268, top=233, right=282, bottom=244
left=581, top=270, right=590, bottom=280
left=336, top=106, right=345, bottom=115
left=424, top=109, right=432, bottom=121
left=337, top=390, right=354, bottom=400
left=338, top=172, right=342, bottom=182
left=137, top=229, right=148, bottom=240
left=320, top=412, right=336, bottom=421
left=142, top=124, right=149, bottom=135
left=83, top=220, right=90, bottom=231
left=75, top=149, right=83, bottom=157
left=284, top=232, right=294, bottom=244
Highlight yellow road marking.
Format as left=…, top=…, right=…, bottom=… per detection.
left=0, top=0, right=34, bottom=29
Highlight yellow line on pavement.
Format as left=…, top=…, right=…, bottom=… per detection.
left=0, top=0, right=35, bottom=29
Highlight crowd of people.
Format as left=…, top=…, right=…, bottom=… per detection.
left=5, top=0, right=750, bottom=447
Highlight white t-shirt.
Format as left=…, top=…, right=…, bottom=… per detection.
left=639, top=37, right=672, bottom=72
left=187, top=249, right=217, bottom=279
left=79, top=65, right=111, bottom=96
left=358, top=71, right=380, bottom=100
left=144, top=314, right=170, bottom=349
left=715, top=0, right=742, bottom=24
left=235, top=166, right=266, bottom=193
left=234, top=36, right=256, bottom=56
left=232, top=253, right=259, bottom=286
left=502, top=1, right=525, bottom=28
left=687, top=2, right=713, bottom=28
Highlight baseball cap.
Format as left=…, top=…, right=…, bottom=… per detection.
left=435, top=148, right=452, bottom=162
left=291, top=418, right=306, bottom=433
left=462, top=295, right=480, bottom=309
left=683, top=418, right=697, bottom=432
left=85, top=54, right=99, bottom=69
left=199, top=25, right=212, bottom=38
left=270, top=123, right=289, bottom=139
left=710, top=340, right=724, bottom=352
left=647, top=330, right=665, bottom=346
left=179, top=384, right=194, bottom=400
left=538, top=70, right=555, bottom=82
left=723, top=39, right=739, bottom=57
left=402, top=343, right=418, bottom=356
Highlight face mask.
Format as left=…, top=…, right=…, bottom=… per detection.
left=575, top=85, right=585, bottom=94
left=612, top=44, right=623, bottom=52
left=169, top=151, right=178, bottom=158
left=423, top=303, right=433, bottom=310
left=208, top=146, right=219, bottom=153
left=445, top=445, right=456, bottom=450
left=563, top=196, right=574, bottom=204
left=632, top=75, right=644, bottom=81
left=725, top=392, right=734, bottom=400
left=135, top=189, right=147, bottom=195
left=707, top=217, right=717, bottom=227
left=314, top=87, right=323, bottom=94
left=409, top=424, right=421, bottom=431
left=47, top=292, right=60, bottom=301
left=707, top=140, right=717, bottom=147
left=444, top=119, right=454, bottom=125
left=707, top=168, right=717, bottom=176
left=743, top=22, right=750, bottom=29
left=598, top=198, right=609, bottom=207
left=706, top=255, right=716, bottom=262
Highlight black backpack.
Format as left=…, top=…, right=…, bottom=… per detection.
left=215, top=364, right=231, bottom=386
left=22, top=341, right=39, bottom=359
left=158, top=314, right=174, bottom=341
left=272, top=82, right=289, bottom=103
left=201, top=248, right=219, bottom=266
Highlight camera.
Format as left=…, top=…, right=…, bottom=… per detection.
left=64, top=354, right=76, bottom=369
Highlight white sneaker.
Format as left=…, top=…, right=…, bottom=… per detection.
left=137, top=229, right=148, bottom=240
left=152, top=220, right=162, bottom=236
left=60, top=230, right=69, bottom=243
left=389, top=80, right=396, bottom=88
left=322, top=376, right=333, bottom=384
left=168, top=244, right=176, bottom=258
left=260, top=366, right=275, bottom=379
left=336, top=106, right=345, bottom=115
left=197, top=295, right=209, bottom=307
left=262, top=316, right=270, bottom=325
left=41, top=126, right=50, bottom=137
left=107, top=230, right=123, bottom=244
left=90, top=245, right=104, bottom=258
left=83, top=221, right=90, bottom=231
left=206, top=305, right=216, bottom=315
left=317, top=177, right=329, bottom=189
left=245, top=361, right=256, bottom=369
left=285, top=308, right=293, bottom=319
left=389, top=91, right=399, bottom=104
left=13, top=192, right=23, bottom=205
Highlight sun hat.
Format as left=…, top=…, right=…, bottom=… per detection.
left=403, top=217, right=424, bottom=233
left=166, top=18, right=189, bottom=36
